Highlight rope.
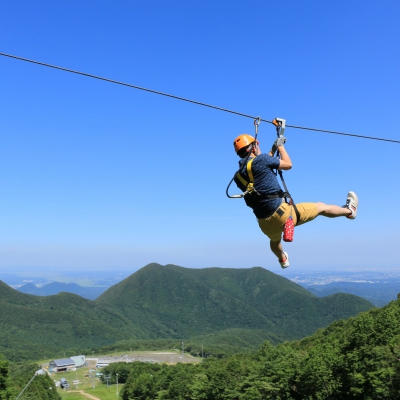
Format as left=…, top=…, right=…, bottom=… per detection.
left=1, top=51, right=399, bottom=144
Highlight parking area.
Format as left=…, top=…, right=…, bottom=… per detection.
left=86, top=351, right=200, bottom=366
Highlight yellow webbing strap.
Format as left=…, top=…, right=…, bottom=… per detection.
left=235, top=171, right=248, bottom=187
left=235, top=157, right=255, bottom=191
left=246, top=157, right=255, bottom=182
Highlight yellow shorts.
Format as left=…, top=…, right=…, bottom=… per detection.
left=257, top=202, right=318, bottom=242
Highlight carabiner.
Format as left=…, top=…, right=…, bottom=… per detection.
left=272, top=117, right=286, bottom=137
left=254, top=116, right=261, bottom=138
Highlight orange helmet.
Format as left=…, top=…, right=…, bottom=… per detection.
left=233, top=134, right=255, bottom=154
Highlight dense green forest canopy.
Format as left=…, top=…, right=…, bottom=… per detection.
left=0, top=358, right=60, bottom=400
left=99, top=295, right=400, bottom=399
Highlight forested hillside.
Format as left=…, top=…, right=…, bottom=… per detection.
left=0, top=281, right=145, bottom=361
left=0, top=263, right=374, bottom=362
left=101, top=295, right=400, bottom=399
left=96, top=263, right=374, bottom=340
left=0, top=356, right=60, bottom=400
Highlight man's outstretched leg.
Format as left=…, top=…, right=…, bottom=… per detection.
left=270, top=239, right=289, bottom=269
left=263, top=192, right=358, bottom=269
left=316, top=191, right=358, bottom=219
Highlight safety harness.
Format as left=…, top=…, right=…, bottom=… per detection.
left=235, top=157, right=286, bottom=200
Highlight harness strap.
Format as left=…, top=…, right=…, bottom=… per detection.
left=235, top=158, right=256, bottom=193
left=247, top=157, right=255, bottom=182
left=235, top=171, right=249, bottom=188
left=237, top=158, right=286, bottom=199
left=278, top=170, right=301, bottom=225
left=286, top=198, right=301, bottom=226
left=237, top=157, right=301, bottom=224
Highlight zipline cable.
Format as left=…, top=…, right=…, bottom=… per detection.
left=1, top=51, right=399, bottom=144
left=0, top=52, right=257, bottom=120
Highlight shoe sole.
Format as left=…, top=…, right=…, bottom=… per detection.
left=280, top=251, right=290, bottom=269
left=347, top=191, right=358, bottom=219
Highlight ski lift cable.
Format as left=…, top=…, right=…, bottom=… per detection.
left=1, top=52, right=399, bottom=144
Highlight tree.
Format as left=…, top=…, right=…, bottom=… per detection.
left=0, top=356, right=8, bottom=400
left=7, top=363, right=60, bottom=400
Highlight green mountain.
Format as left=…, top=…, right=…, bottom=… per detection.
left=96, top=263, right=374, bottom=341
left=0, top=263, right=374, bottom=362
left=0, top=281, right=144, bottom=361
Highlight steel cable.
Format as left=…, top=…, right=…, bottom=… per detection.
left=1, top=52, right=399, bottom=144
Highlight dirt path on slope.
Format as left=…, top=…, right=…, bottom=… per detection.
left=68, top=390, right=101, bottom=400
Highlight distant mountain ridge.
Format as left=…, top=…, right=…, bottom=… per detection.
left=0, top=263, right=374, bottom=361
left=17, top=281, right=106, bottom=300
left=305, top=281, right=400, bottom=307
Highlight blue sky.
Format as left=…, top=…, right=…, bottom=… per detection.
left=0, top=0, right=399, bottom=274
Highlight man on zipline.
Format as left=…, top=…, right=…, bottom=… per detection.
left=233, top=134, right=358, bottom=268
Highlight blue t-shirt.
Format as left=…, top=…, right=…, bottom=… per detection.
left=234, top=154, right=282, bottom=219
